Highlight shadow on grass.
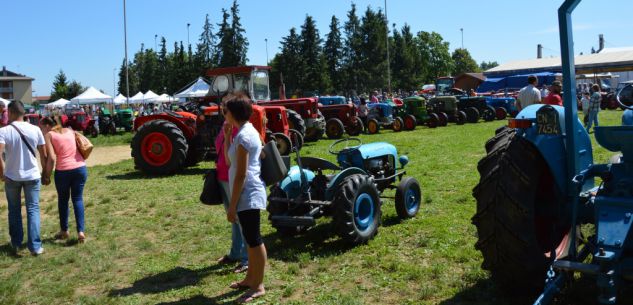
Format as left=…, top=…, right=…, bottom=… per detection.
left=108, top=264, right=225, bottom=297
left=262, top=222, right=356, bottom=262
left=437, top=278, right=530, bottom=305
left=0, top=244, right=19, bottom=258
left=106, top=167, right=208, bottom=180
left=154, top=291, right=243, bottom=305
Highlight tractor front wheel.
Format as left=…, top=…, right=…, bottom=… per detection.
left=286, top=109, right=306, bottom=137
left=367, top=119, right=380, bottom=134
left=333, top=174, right=382, bottom=244
left=495, top=107, right=508, bottom=120
left=438, top=112, right=448, bottom=126
left=472, top=126, right=573, bottom=294
left=404, top=115, right=416, bottom=130
left=456, top=111, right=467, bottom=125
left=273, top=133, right=292, bottom=156
left=482, top=106, right=496, bottom=122
left=392, top=117, right=404, bottom=132
left=427, top=113, right=439, bottom=129
left=346, top=117, right=364, bottom=136
left=326, top=118, right=345, bottom=139
left=465, top=107, right=479, bottom=123
left=131, top=120, right=188, bottom=175
left=395, top=177, right=421, bottom=219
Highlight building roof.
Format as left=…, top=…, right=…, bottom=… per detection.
left=455, top=72, right=486, bottom=81
left=0, top=66, right=34, bottom=81
left=485, top=48, right=633, bottom=77
left=34, top=96, right=51, bottom=102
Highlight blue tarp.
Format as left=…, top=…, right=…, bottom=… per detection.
left=477, top=72, right=559, bottom=93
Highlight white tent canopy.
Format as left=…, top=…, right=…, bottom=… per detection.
left=46, top=98, right=71, bottom=108
left=129, top=92, right=144, bottom=103
left=71, top=86, right=113, bottom=105
left=141, top=90, right=160, bottom=104
left=0, top=97, right=9, bottom=107
left=174, top=77, right=210, bottom=98
left=154, top=93, right=176, bottom=103
left=113, top=94, right=128, bottom=105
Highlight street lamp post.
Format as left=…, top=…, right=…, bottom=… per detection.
left=384, top=0, right=391, bottom=94
left=187, top=23, right=191, bottom=48
left=113, top=67, right=116, bottom=96
left=460, top=28, right=464, bottom=49
left=154, top=34, right=158, bottom=50
left=265, top=38, right=269, bottom=65
left=123, top=0, right=130, bottom=104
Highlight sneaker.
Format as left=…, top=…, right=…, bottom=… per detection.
left=31, top=247, right=44, bottom=256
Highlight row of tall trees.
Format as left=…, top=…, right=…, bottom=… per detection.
left=116, top=0, right=248, bottom=96
left=272, top=4, right=498, bottom=95
left=50, top=70, right=87, bottom=101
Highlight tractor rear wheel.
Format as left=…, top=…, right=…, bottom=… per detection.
left=404, top=115, right=416, bottom=130
left=333, top=174, right=382, bottom=244
left=482, top=106, right=496, bottom=122
left=273, top=133, right=292, bottom=156
left=367, top=119, right=380, bottom=134
left=472, top=126, right=573, bottom=294
left=393, top=117, right=404, bottom=132
left=427, top=113, right=439, bottom=128
left=131, top=120, right=188, bottom=175
left=286, top=109, right=306, bottom=136
left=465, top=107, right=480, bottom=123
left=346, top=117, right=364, bottom=136
left=395, top=177, right=422, bottom=219
left=267, top=186, right=309, bottom=236
left=456, top=111, right=467, bottom=125
left=495, top=107, right=508, bottom=120
left=325, top=118, right=345, bottom=139
left=438, top=112, right=449, bottom=126
left=304, top=126, right=324, bottom=142
left=288, top=129, right=304, bottom=151
left=108, top=122, right=117, bottom=135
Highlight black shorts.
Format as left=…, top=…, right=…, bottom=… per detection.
left=238, top=209, right=263, bottom=248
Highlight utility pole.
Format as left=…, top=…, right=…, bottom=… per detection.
left=384, top=0, right=391, bottom=93
left=265, top=38, right=269, bottom=65
left=154, top=34, right=158, bottom=50
left=123, top=0, right=130, bottom=104
left=113, top=67, right=116, bottom=96
left=460, top=28, right=464, bottom=49
left=187, top=23, right=191, bottom=48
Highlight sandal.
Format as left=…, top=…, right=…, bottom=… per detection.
left=217, top=255, right=236, bottom=265
left=237, top=289, right=265, bottom=303
left=55, top=231, right=70, bottom=240
left=78, top=232, right=86, bottom=244
left=233, top=263, right=248, bottom=274
left=229, top=281, right=250, bottom=290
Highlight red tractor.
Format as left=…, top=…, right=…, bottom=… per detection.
left=205, top=66, right=325, bottom=142
left=131, top=104, right=267, bottom=175
left=64, top=110, right=98, bottom=137
left=316, top=96, right=363, bottom=139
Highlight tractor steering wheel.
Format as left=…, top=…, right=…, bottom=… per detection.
left=328, top=138, right=362, bottom=155
left=616, top=84, right=633, bottom=110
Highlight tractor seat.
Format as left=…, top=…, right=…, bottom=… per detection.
left=296, top=157, right=340, bottom=172
left=595, top=126, right=633, bottom=158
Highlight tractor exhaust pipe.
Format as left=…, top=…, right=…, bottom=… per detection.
left=279, top=72, right=287, bottom=100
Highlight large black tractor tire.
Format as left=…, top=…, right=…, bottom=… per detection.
left=472, top=126, right=573, bottom=294
left=286, top=109, right=306, bottom=137
left=438, top=112, right=449, bottom=126
left=495, top=107, right=508, bottom=120
left=392, top=117, right=404, bottom=132
left=333, top=174, right=382, bottom=244
left=288, top=129, right=304, bottom=151
left=465, top=107, right=480, bottom=123
left=346, top=117, right=364, bottom=136
left=273, top=133, right=292, bottom=156
left=108, top=122, right=117, bottom=135
left=325, top=118, right=345, bottom=139
left=395, top=177, right=422, bottom=219
left=367, top=118, right=380, bottom=134
left=481, top=105, right=496, bottom=122
left=404, top=115, right=417, bottom=130
left=131, top=120, right=188, bottom=175
left=267, top=186, right=309, bottom=236
left=304, top=114, right=326, bottom=142
left=427, top=113, right=439, bottom=129
left=456, top=111, right=467, bottom=125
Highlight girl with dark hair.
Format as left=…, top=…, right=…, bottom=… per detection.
left=223, top=96, right=267, bottom=303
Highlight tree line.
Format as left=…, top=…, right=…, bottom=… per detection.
left=107, top=1, right=499, bottom=98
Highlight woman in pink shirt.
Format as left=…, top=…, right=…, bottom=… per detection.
left=41, top=116, right=87, bottom=243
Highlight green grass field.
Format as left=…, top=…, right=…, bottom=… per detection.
left=0, top=110, right=625, bottom=305
left=87, top=131, right=133, bottom=147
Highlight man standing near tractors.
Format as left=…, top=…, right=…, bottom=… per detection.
left=543, top=81, right=563, bottom=106
left=516, top=75, right=541, bottom=111
left=586, top=84, right=601, bottom=132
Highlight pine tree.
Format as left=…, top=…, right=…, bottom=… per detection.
left=342, top=3, right=363, bottom=92
left=299, top=15, right=329, bottom=94
left=359, top=7, right=388, bottom=92
left=215, top=9, right=232, bottom=67
left=230, top=0, right=248, bottom=65
left=193, top=14, right=216, bottom=76
left=391, top=24, right=421, bottom=90
left=67, top=80, right=86, bottom=99
left=324, top=15, right=343, bottom=93
left=50, top=70, right=69, bottom=101
left=272, top=27, right=303, bottom=95
left=480, top=61, right=499, bottom=71
left=158, top=37, right=168, bottom=93
left=451, top=48, right=480, bottom=76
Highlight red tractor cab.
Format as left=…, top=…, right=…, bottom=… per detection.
left=65, top=110, right=98, bottom=137
left=317, top=96, right=363, bottom=139
left=206, top=66, right=324, bottom=142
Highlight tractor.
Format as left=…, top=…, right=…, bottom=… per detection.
left=205, top=66, right=325, bottom=142
left=394, top=96, right=441, bottom=130
left=65, top=110, right=98, bottom=137
left=485, top=96, right=518, bottom=119
left=472, top=1, right=633, bottom=304
left=426, top=96, right=467, bottom=126
left=267, top=138, right=421, bottom=245
left=262, top=105, right=304, bottom=156
left=115, top=108, right=134, bottom=132
left=366, top=102, right=401, bottom=134
left=97, top=107, right=117, bottom=136
left=131, top=103, right=267, bottom=175
left=317, top=96, right=364, bottom=139
left=457, top=96, right=496, bottom=123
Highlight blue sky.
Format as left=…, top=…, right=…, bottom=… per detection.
left=3, top=0, right=632, bottom=98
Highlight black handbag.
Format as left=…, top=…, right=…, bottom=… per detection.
left=260, top=140, right=288, bottom=186
left=200, top=169, right=223, bottom=205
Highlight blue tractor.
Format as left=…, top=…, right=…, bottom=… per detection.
left=366, top=103, right=402, bottom=134
left=268, top=138, right=421, bottom=244
left=485, top=96, right=518, bottom=120
left=472, top=1, right=633, bottom=304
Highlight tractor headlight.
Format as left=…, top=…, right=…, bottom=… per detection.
left=399, top=155, right=409, bottom=168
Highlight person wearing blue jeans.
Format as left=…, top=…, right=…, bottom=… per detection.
left=586, top=84, right=602, bottom=133
left=219, top=180, right=248, bottom=272
left=0, top=101, right=48, bottom=255
left=53, top=166, right=87, bottom=236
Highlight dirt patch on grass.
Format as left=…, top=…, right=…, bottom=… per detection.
left=85, top=145, right=131, bottom=167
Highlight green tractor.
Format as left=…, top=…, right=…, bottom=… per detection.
left=115, top=108, right=134, bottom=132
left=392, top=96, right=440, bottom=130
left=426, top=96, right=467, bottom=126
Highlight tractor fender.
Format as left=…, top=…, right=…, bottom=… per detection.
left=279, top=166, right=316, bottom=199
left=515, top=104, right=593, bottom=192
left=325, top=167, right=367, bottom=201
left=134, top=113, right=196, bottom=139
